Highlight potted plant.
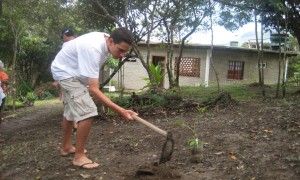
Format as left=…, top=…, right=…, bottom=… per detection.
left=176, top=120, right=204, bottom=163
left=188, top=138, right=204, bottom=163
left=176, top=106, right=209, bottom=163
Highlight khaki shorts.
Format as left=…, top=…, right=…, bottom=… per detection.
left=58, top=78, right=98, bottom=122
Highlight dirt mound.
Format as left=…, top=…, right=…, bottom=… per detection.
left=135, top=163, right=181, bottom=179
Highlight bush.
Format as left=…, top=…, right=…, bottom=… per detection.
left=114, top=97, right=132, bottom=108
left=34, top=82, right=60, bottom=98
left=26, top=92, right=38, bottom=101
left=287, top=73, right=300, bottom=87
left=149, top=94, right=166, bottom=107
left=40, top=91, right=53, bottom=100
left=18, top=80, right=34, bottom=97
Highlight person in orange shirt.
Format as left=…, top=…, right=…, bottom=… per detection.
left=0, top=60, right=9, bottom=124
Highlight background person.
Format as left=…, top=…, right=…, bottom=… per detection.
left=51, top=27, right=137, bottom=169
left=0, top=60, right=9, bottom=124
left=61, top=28, right=76, bottom=42
left=54, top=28, right=78, bottom=133
left=52, top=28, right=76, bottom=88
left=0, top=81, right=4, bottom=125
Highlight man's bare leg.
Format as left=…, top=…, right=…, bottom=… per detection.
left=60, top=117, right=76, bottom=155
left=73, top=117, right=99, bottom=169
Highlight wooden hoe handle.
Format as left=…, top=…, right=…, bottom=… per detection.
left=133, top=115, right=168, bottom=137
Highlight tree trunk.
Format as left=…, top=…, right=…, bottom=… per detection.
left=254, top=12, right=262, bottom=86
left=9, top=17, right=22, bottom=113
left=175, top=28, right=199, bottom=87
left=99, top=59, right=126, bottom=90
left=166, top=22, right=176, bottom=89
left=260, top=16, right=265, bottom=96
left=12, top=35, right=17, bottom=112
left=275, top=19, right=282, bottom=98
left=282, top=12, right=289, bottom=98
left=209, top=0, right=220, bottom=92
left=0, top=0, right=2, bottom=17
left=276, top=32, right=282, bottom=98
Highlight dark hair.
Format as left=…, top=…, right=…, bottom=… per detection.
left=110, top=27, right=133, bottom=45
left=61, top=28, right=75, bottom=38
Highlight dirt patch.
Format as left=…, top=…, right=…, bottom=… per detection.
left=1, top=95, right=300, bottom=179
left=135, top=162, right=181, bottom=179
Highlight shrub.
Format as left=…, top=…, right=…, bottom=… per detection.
left=114, top=97, right=132, bottom=108
left=34, top=82, right=60, bottom=98
left=40, top=91, right=53, bottom=100
left=18, top=80, right=34, bottom=97
left=149, top=94, right=166, bottom=107
left=26, top=92, right=38, bottom=101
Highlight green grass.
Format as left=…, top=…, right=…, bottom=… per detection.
left=5, top=95, right=24, bottom=107
left=34, top=98, right=61, bottom=106
left=3, top=83, right=299, bottom=115
left=5, top=97, right=61, bottom=107
left=105, top=83, right=299, bottom=103
left=169, top=83, right=299, bottom=101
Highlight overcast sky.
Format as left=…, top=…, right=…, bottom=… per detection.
left=189, top=22, right=270, bottom=46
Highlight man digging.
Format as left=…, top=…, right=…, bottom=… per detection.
left=51, top=27, right=138, bottom=169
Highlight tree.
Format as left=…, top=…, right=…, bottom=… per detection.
left=157, top=0, right=212, bottom=88
left=215, top=0, right=265, bottom=88
left=0, top=0, right=2, bottom=17
left=215, top=0, right=294, bottom=98
left=208, top=0, right=220, bottom=92
left=2, top=0, right=28, bottom=112
left=0, top=0, right=81, bottom=111
left=76, top=0, right=122, bottom=31
left=215, top=0, right=300, bottom=47
left=214, top=0, right=252, bottom=31
left=263, top=1, right=300, bottom=46
left=81, top=0, right=163, bottom=92
left=156, top=0, right=182, bottom=89
left=253, top=8, right=266, bottom=96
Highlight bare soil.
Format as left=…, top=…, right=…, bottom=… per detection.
left=1, top=94, right=300, bottom=180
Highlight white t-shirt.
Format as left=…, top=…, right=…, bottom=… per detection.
left=51, top=32, right=110, bottom=84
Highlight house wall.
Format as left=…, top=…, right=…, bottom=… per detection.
left=164, top=47, right=208, bottom=88
left=111, top=45, right=284, bottom=90
left=121, top=57, right=148, bottom=90
left=112, top=46, right=208, bottom=90
left=209, top=50, right=281, bottom=85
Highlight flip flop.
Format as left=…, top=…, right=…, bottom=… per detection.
left=60, top=151, right=75, bottom=156
left=77, top=162, right=99, bottom=169
left=60, top=149, right=87, bottom=156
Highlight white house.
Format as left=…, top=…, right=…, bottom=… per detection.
left=104, top=43, right=298, bottom=91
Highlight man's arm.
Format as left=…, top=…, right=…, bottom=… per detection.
left=88, top=78, right=137, bottom=121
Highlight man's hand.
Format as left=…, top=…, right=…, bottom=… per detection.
left=120, top=109, right=138, bottom=122
left=52, top=81, right=59, bottom=88
left=87, top=78, right=138, bottom=122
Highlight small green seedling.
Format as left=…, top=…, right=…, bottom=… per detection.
left=188, top=138, right=204, bottom=149
left=176, top=120, right=204, bottom=149
left=196, top=105, right=208, bottom=113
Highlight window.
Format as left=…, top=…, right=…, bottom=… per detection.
left=227, top=61, right=244, bottom=80
left=174, top=57, right=200, bottom=77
